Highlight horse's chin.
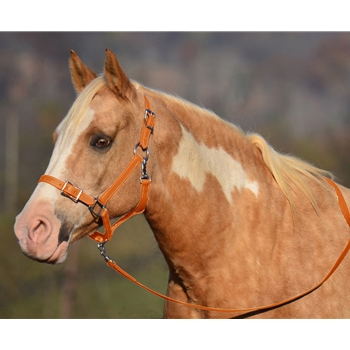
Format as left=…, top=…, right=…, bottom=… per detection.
left=46, top=241, right=69, bottom=264
left=24, top=241, right=69, bottom=265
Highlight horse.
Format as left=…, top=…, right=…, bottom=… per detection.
left=14, top=49, right=350, bottom=318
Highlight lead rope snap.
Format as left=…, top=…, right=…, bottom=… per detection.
left=97, top=241, right=112, bottom=263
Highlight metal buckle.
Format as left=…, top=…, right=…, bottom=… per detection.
left=89, top=198, right=106, bottom=220
left=134, top=142, right=150, bottom=159
left=144, top=109, right=156, bottom=132
left=145, top=109, right=156, bottom=119
left=61, top=181, right=83, bottom=203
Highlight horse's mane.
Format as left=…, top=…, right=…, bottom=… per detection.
left=64, top=76, right=333, bottom=214
left=246, top=133, right=333, bottom=214
left=60, top=76, right=107, bottom=139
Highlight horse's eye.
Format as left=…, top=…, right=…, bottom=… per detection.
left=91, top=135, right=112, bottom=149
left=96, top=138, right=110, bottom=148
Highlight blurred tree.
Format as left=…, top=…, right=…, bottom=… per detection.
left=59, top=243, right=80, bottom=318
left=4, top=113, right=19, bottom=215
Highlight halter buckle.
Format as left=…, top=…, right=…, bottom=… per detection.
left=89, top=198, right=107, bottom=220
left=61, top=181, right=83, bottom=203
left=144, top=108, right=156, bottom=133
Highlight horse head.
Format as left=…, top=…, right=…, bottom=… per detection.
left=14, top=49, right=149, bottom=264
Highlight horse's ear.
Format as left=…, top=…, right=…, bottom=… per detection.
left=69, top=50, right=97, bottom=93
left=104, top=48, right=134, bottom=99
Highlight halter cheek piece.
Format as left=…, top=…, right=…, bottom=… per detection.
left=39, top=96, right=155, bottom=245
left=38, top=96, right=350, bottom=315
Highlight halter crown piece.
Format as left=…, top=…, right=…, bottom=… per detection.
left=39, top=96, right=350, bottom=316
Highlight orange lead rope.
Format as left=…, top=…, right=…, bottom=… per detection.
left=325, top=178, right=350, bottom=226
left=100, top=179, right=350, bottom=315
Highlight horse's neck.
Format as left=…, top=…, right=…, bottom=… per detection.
left=137, top=90, right=350, bottom=317
left=143, top=92, right=288, bottom=282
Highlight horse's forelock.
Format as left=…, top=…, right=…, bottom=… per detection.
left=60, top=75, right=107, bottom=139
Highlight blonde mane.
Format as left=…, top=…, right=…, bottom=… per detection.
left=60, top=75, right=107, bottom=139
left=247, top=133, right=333, bottom=214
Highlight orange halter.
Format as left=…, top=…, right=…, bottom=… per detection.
left=39, top=96, right=350, bottom=316
left=39, top=96, right=155, bottom=244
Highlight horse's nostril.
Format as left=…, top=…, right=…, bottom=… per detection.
left=27, top=217, right=51, bottom=244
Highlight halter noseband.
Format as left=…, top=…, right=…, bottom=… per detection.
left=38, top=96, right=155, bottom=244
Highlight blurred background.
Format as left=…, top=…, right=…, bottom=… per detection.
left=1, top=32, right=350, bottom=319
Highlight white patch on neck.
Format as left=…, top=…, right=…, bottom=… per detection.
left=171, top=125, right=259, bottom=203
